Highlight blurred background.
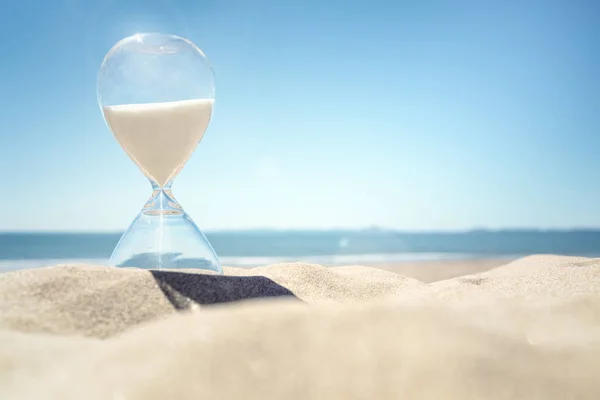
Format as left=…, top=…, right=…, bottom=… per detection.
left=1, top=0, right=600, bottom=268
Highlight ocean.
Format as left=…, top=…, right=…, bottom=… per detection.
left=1, top=230, right=600, bottom=271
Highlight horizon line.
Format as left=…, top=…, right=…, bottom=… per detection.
left=4, top=227, right=600, bottom=234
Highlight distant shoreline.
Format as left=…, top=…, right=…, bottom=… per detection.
left=5, top=228, right=600, bottom=234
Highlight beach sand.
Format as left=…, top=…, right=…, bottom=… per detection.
left=0, top=256, right=599, bottom=399
left=367, top=257, right=512, bottom=283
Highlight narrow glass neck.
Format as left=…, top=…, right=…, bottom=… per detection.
left=150, top=180, right=172, bottom=191
left=143, top=179, right=182, bottom=215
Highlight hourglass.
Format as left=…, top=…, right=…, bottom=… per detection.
left=97, top=33, right=222, bottom=274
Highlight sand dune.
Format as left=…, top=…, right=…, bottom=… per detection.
left=0, top=256, right=599, bottom=399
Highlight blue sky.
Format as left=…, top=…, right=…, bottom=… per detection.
left=1, top=0, right=599, bottom=231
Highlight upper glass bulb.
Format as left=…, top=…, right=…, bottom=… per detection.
left=98, top=32, right=215, bottom=106
left=97, top=33, right=215, bottom=187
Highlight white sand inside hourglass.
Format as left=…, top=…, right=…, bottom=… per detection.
left=103, top=99, right=213, bottom=187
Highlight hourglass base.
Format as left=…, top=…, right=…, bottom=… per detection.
left=109, top=187, right=222, bottom=274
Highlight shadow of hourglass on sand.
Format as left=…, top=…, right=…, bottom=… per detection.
left=117, top=253, right=300, bottom=309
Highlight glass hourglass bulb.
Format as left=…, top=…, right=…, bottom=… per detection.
left=97, top=33, right=221, bottom=273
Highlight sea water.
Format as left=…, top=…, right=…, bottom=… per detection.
left=2, top=230, right=600, bottom=272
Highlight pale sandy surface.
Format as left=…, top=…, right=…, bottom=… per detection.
left=0, top=255, right=599, bottom=399
left=363, top=257, right=513, bottom=283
